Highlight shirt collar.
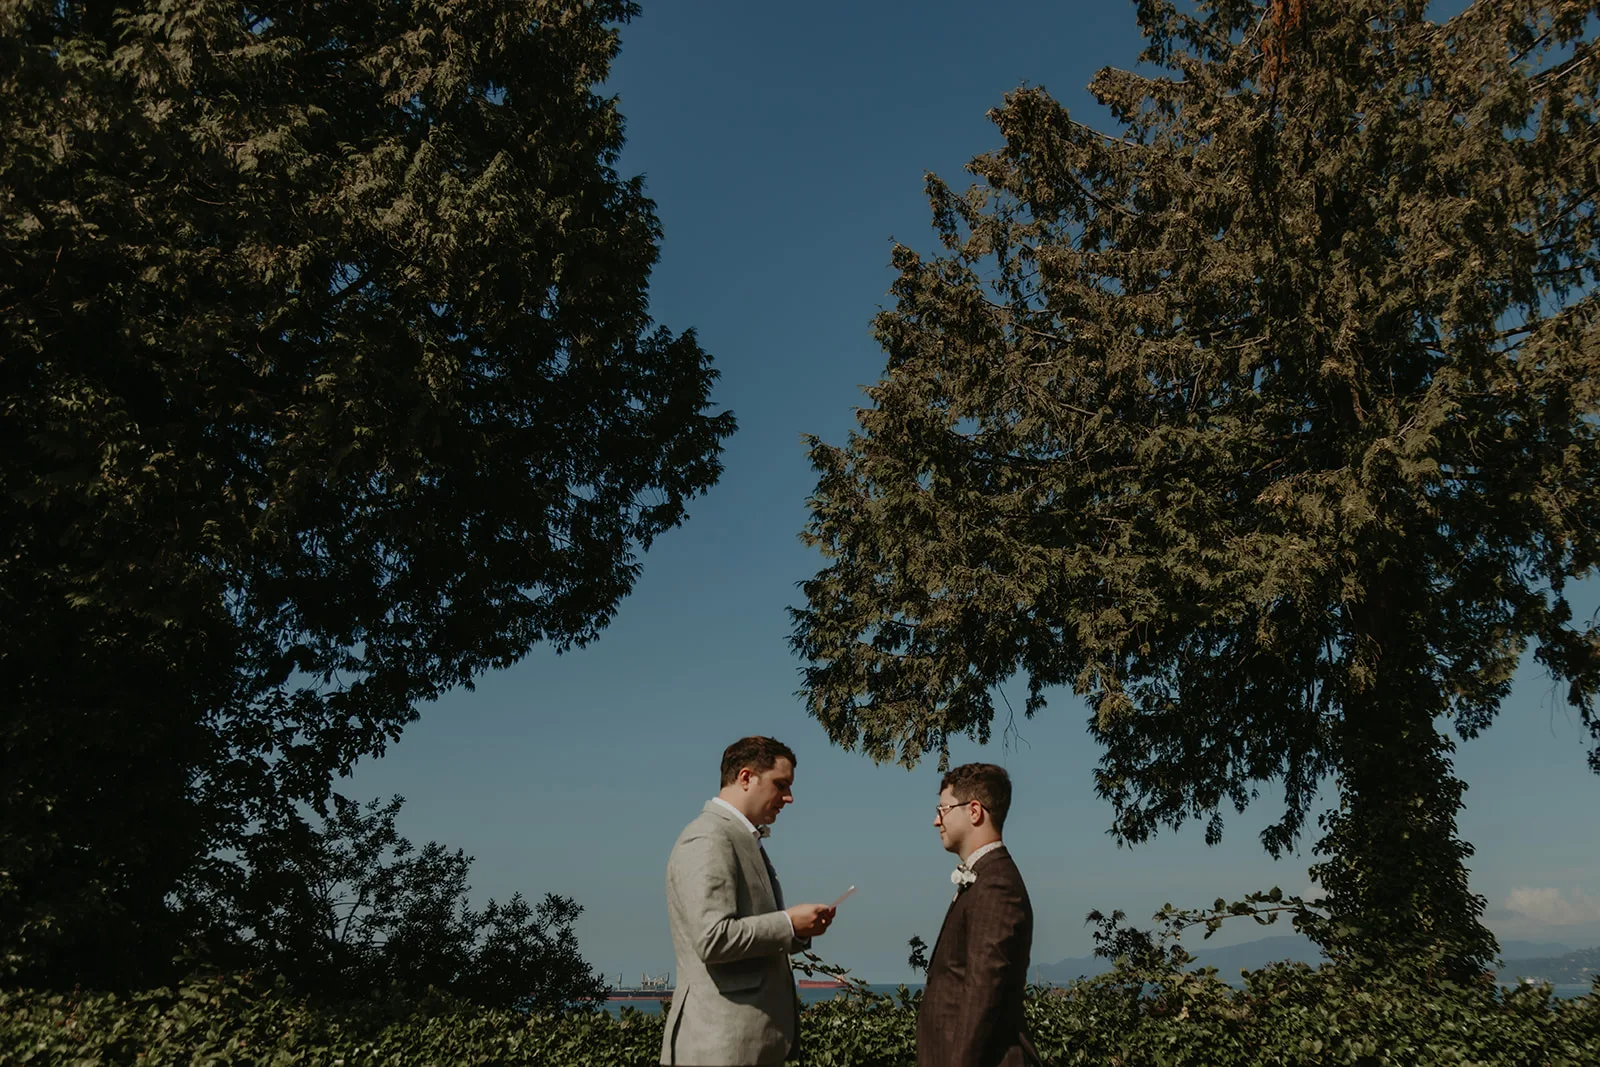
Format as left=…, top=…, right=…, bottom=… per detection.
left=962, top=840, right=1005, bottom=869
left=710, top=796, right=760, bottom=837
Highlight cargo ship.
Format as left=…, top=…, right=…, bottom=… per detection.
left=607, top=972, right=672, bottom=1001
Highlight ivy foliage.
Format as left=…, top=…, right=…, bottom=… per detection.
left=0, top=0, right=732, bottom=988
left=793, top=0, right=1600, bottom=975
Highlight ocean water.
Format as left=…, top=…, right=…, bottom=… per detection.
left=1531, top=985, right=1594, bottom=1000
left=602, top=984, right=918, bottom=1016
left=600, top=981, right=1593, bottom=1017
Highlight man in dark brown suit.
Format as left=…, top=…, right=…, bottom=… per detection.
left=916, top=763, right=1041, bottom=1067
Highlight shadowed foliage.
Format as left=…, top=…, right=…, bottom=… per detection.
left=1, top=0, right=732, bottom=988
left=184, top=795, right=606, bottom=1010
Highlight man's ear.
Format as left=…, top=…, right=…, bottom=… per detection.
left=737, top=767, right=754, bottom=789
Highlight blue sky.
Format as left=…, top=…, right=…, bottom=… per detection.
left=347, top=1, right=1599, bottom=983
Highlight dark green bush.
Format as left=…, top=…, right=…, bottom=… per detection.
left=4, top=965, right=1597, bottom=1067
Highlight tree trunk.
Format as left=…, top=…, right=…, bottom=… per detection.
left=1311, top=588, right=1497, bottom=980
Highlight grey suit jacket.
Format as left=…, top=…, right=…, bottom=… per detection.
left=661, top=801, right=807, bottom=1066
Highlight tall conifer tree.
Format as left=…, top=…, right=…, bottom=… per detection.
left=794, top=0, right=1600, bottom=973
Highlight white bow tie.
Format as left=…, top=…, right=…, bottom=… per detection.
left=756, top=825, right=770, bottom=840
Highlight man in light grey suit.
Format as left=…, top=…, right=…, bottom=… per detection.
left=662, top=737, right=837, bottom=1066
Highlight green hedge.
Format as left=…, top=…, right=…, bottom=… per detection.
left=4, top=966, right=1598, bottom=1066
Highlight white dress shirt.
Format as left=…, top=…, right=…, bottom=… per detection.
left=962, top=840, right=1005, bottom=869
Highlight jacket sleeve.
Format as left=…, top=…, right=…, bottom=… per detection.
left=668, top=829, right=795, bottom=965
left=947, top=879, right=1029, bottom=1065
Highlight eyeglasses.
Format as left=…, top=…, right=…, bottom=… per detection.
left=935, top=800, right=982, bottom=820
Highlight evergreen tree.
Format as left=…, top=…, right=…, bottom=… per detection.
left=1, top=0, right=732, bottom=986
left=793, top=0, right=1600, bottom=975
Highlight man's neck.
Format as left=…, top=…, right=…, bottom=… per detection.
left=713, top=790, right=759, bottom=829
left=960, top=835, right=1003, bottom=865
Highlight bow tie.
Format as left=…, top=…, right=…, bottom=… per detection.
left=755, top=824, right=771, bottom=840
left=951, top=864, right=977, bottom=889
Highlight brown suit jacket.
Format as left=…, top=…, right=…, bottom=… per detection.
left=916, top=846, right=1041, bottom=1067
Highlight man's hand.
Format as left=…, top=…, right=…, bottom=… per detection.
left=786, top=903, right=838, bottom=938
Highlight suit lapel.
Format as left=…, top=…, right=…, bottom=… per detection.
left=930, top=847, right=1005, bottom=971
left=929, top=880, right=969, bottom=972
left=703, top=800, right=778, bottom=910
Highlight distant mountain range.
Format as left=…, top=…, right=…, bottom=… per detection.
left=1496, top=947, right=1600, bottom=986
left=1037, top=936, right=1594, bottom=985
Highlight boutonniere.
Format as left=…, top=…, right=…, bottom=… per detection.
left=950, top=865, right=976, bottom=892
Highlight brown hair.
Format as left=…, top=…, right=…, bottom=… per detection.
left=720, top=736, right=796, bottom=787
left=941, top=763, right=1012, bottom=831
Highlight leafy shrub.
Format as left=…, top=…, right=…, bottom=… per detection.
left=184, top=795, right=606, bottom=1010
left=3, top=966, right=1597, bottom=1067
